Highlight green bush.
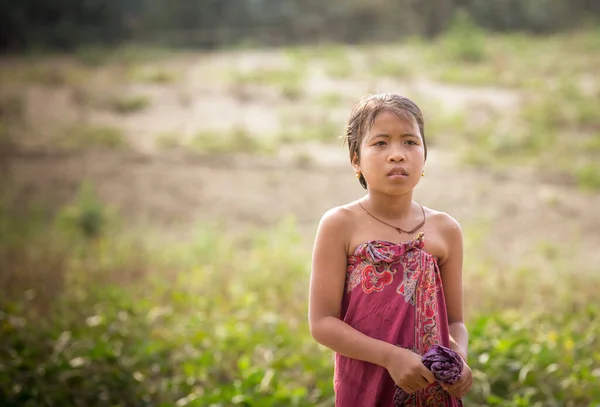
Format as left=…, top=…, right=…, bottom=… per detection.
left=467, top=310, right=600, bottom=406
left=439, top=10, right=488, bottom=63
left=1, top=198, right=599, bottom=406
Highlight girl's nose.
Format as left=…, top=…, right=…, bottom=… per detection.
left=388, top=146, right=406, bottom=162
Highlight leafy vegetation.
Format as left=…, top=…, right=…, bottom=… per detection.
left=128, top=66, right=179, bottom=84
left=62, top=125, right=127, bottom=149
left=4, top=0, right=599, bottom=53
left=228, top=67, right=306, bottom=100
left=190, top=128, right=275, bottom=155
left=1, top=185, right=599, bottom=406
left=2, top=22, right=600, bottom=407
left=107, top=95, right=152, bottom=114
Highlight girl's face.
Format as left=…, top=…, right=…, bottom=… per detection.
left=353, top=110, right=425, bottom=195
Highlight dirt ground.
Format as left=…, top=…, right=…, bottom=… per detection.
left=2, top=50, right=600, bottom=270
left=4, top=145, right=600, bottom=269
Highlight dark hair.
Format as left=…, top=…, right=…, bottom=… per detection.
left=344, top=93, right=427, bottom=189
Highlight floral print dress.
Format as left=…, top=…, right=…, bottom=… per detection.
left=333, top=232, right=462, bottom=407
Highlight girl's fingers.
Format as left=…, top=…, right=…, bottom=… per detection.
left=416, top=376, right=431, bottom=390
left=402, top=384, right=415, bottom=394
left=458, top=378, right=472, bottom=398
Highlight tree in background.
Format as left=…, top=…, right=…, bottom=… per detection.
left=0, top=0, right=598, bottom=53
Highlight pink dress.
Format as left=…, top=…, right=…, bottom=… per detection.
left=334, top=232, right=462, bottom=406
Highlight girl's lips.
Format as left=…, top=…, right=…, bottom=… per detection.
left=387, top=167, right=408, bottom=176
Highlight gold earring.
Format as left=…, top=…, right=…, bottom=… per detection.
left=356, top=171, right=361, bottom=178
left=421, top=171, right=425, bottom=177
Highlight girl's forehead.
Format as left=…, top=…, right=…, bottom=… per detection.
left=368, top=110, right=420, bottom=134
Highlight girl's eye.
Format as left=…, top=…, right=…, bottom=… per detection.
left=405, top=140, right=418, bottom=145
left=374, top=141, right=387, bottom=146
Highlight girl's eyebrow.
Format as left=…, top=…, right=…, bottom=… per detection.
left=371, top=132, right=418, bottom=138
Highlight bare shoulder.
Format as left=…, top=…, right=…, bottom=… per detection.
left=315, top=202, right=360, bottom=251
left=318, top=203, right=356, bottom=230
left=424, top=206, right=462, bottom=236
left=422, top=206, right=462, bottom=264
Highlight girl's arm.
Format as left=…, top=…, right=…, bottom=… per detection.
left=308, top=207, right=398, bottom=366
left=309, top=207, right=442, bottom=393
left=438, top=214, right=473, bottom=398
left=438, top=215, right=469, bottom=361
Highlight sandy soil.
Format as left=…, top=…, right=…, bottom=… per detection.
left=2, top=49, right=599, bottom=270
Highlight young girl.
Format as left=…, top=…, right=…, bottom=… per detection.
left=309, top=93, right=472, bottom=406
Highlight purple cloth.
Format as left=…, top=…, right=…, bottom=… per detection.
left=393, top=345, right=464, bottom=406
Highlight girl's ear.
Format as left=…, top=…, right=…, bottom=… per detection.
left=351, top=152, right=360, bottom=172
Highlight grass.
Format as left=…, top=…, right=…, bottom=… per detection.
left=107, top=95, right=152, bottom=114
left=279, top=117, right=341, bottom=144
left=62, top=125, right=127, bottom=149
left=576, top=163, right=600, bottom=191
left=156, top=132, right=183, bottom=150
left=0, top=185, right=599, bottom=406
left=316, top=92, right=344, bottom=107
left=454, top=81, right=599, bottom=187
left=190, top=128, right=274, bottom=155
left=128, top=65, right=179, bottom=84
left=428, top=30, right=600, bottom=89
left=187, top=117, right=343, bottom=155
left=285, top=44, right=349, bottom=68
left=229, top=67, right=306, bottom=100
left=437, top=10, right=488, bottom=64
left=211, top=25, right=599, bottom=188
left=0, top=60, right=89, bottom=87
left=0, top=27, right=598, bottom=191
left=74, top=44, right=179, bottom=67
left=74, top=45, right=114, bottom=67
left=1, top=27, right=600, bottom=407
left=324, top=62, right=353, bottom=79
left=369, top=58, right=413, bottom=79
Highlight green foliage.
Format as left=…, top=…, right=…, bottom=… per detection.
left=279, top=117, right=341, bottom=144
left=1, top=199, right=599, bottom=406
left=316, top=92, right=344, bottom=108
left=439, top=10, right=488, bottom=63
left=190, top=128, right=273, bottom=154
left=324, top=62, right=353, bottom=79
left=75, top=45, right=112, bottom=67
left=434, top=65, right=497, bottom=86
left=370, top=60, right=412, bottom=79
left=108, top=95, right=152, bottom=114
left=56, top=182, right=110, bottom=239
left=129, top=66, right=178, bottom=84
left=74, top=45, right=177, bottom=67
left=522, top=80, right=600, bottom=132
left=230, top=68, right=305, bottom=100
left=63, top=125, right=127, bottom=150
left=466, top=309, right=600, bottom=406
left=464, top=0, right=577, bottom=33
left=576, top=163, right=600, bottom=191
left=4, top=0, right=597, bottom=54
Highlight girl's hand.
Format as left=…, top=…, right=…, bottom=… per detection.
left=386, top=347, right=436, bottom=394
left=442, top=362, right=472, bottom=399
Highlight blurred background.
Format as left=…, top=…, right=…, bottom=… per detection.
left=1, top=1, right=599, bottom=406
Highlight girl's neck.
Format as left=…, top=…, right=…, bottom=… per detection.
left=363, top=190, right=415, bottom=221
